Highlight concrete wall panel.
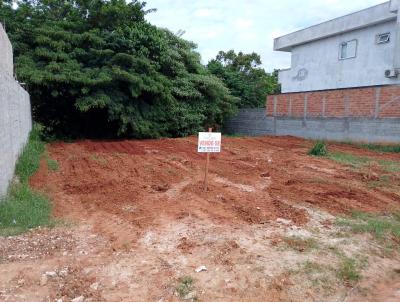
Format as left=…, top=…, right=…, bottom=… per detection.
left=0, top=25, right=32, bottom=197
left=225, top=109, right=400, bottom=143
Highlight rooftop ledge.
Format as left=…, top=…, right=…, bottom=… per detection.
left=274, top=1, right=397, bottom=52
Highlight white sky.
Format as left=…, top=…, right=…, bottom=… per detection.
left=145, top=0, right=386, bottom=71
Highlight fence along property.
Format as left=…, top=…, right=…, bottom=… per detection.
left=0, top=23, right=32, bottom=197
left=225, top=85, right=400, bottom=142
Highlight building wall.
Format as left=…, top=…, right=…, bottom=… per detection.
left=225, top=85, right=400, bottom=143
left=0, top=24, right=32, bottom=197
left=279, top=20, right=400, bottom=93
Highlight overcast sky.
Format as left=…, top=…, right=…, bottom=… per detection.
left=145, top=0, right=385, bottom=71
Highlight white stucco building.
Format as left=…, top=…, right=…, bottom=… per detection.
left=275, top=0, right=400, bottom=93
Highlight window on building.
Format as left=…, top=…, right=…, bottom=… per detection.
left=339, top=40, right=357, bottom=60
left=376, top=32, right=390, bottom=44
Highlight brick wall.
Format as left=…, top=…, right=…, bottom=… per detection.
left=267, top=85, right=400, bottom=119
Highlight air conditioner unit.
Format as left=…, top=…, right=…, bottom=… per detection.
left=385, top=69, right=399, bottom=78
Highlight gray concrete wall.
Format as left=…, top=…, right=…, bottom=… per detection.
left=225, top=109, right=400, bottom=143
left=0, top=24, right=32, bottom=197
left=272, top=117, right=400, bottom=143
left=224, top=109, right=274, bottom=136
left=0, top=23, right=13, bottom=77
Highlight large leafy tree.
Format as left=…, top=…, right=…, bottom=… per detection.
left=207, top=50, right=280, bottom=108
left=0, top=0, right=238, bottom=138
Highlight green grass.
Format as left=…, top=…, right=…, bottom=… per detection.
left=336, top=211, right=400, bottom=244
left=176, top=276, right=197, bottom=300
left=307, top=141, right=400, bottom=173
left=379, top=160, right=400, bottom=173
left=343, top=141, right=400, bottom=153
left=309, top=141, right=328, bottom=156
left=46, top=157, right=59, bottom=171
left=337, top=257, right=361, bottom=284
left=327, top=152, right=370, bottom=168
left=327, top=152, right=400, bottom=173
left=14, top=125, right=45, bottom=183
left=0, top=124, right=52, bottom=236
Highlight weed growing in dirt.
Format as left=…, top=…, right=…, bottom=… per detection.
left=176, top=276, right=197, bottom=300
left=367, top=175, right=391, bottom=188
left=336, top=211, right=400, bottom=246
left=309, top=141, right=328, bottom=156
left=0, top=124, right=52, bottom=237
left=337, top=257, right=361, bottom=284
left=283, top=236, right=319, bottom=252
left=46, top=157, right=59, bottom=171
left=303, top=261, right=324, bottom=274
left=90, top=154, right=107, bottom=166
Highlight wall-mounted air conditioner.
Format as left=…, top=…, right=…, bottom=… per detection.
left=385, top=69, right=399, bottom=78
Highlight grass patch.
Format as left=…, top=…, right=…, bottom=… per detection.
left=282, top=236, right=319, bottom=252
left=14, top=125, right=45, bottom=183
left=337, top=257, right=361, bottom=284
left=327, top=152, right=369, bottom=168
left=309, top=141, right=328, bottom=156
left=327, top=152, right=400, bottom=174
left=0, top=124, right=52, bottom=236
left=379, top=160, right=400, bottom=173
left=336, top=211, right=400, bottom=245
left=46, top=157, right=59, bottom=172
left=176, top=276, right=197, bottom=300
left=343, top=142, right=400, bottom=153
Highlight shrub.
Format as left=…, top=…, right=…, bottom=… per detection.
left=309, top=141, right=328, bottom=156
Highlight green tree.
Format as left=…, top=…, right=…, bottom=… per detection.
left=0, top=0, right=238, bottom=139
left=207, top=50, right=280, bottom=108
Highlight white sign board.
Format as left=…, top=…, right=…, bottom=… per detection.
left=198, top=132, right=221, bottom=153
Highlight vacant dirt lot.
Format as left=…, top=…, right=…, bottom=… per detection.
left=1, top=136, right=400, bottom=301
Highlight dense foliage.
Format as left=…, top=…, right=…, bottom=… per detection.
left=0, top=0, right=238, bottom=138
left=207, top=50, right=280, bottom=108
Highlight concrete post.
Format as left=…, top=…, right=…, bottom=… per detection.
left=273, top=96, right=277, bottom=116
left=374, top=87, right=381, bottom=119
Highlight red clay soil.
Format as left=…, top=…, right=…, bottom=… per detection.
left=30, top=136, right=400, bottom=248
